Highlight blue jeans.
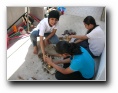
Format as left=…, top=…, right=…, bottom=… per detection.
left=30, top=29, right=59, bottom=46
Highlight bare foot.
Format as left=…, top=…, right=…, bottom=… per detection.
left=33, top=46, right=38, bottom=54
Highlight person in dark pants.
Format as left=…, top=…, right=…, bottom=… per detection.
left=69, top=16, right=105, bottom=58
left=45, top=41, right=95, bottom=80
left=55, top=57, right=88, bottom=80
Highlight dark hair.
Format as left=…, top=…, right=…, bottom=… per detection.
left=83, top=16, right=97, bottom=26
left=55, top=41, right=82, bottom=55
left=48, top=10, right=60, bottom=20
left=83, top=16, right=98, bottom=34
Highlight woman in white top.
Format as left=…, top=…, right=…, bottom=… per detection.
left=69, top=16, right=105, bottom=57
left=30, top=10, right=60, bottom=61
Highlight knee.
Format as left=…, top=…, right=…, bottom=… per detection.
left=50, top=38, right=59, bottom=44
left=49, top=34, right=59, bottom=44
left=53, top=39, right=59, bottom=44
left=30, top=32, right=34, bottom=38
left=30, top=31, right=37, bottom=40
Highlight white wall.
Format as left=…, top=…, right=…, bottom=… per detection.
left=30, top=7, right=44, bottom=20
left=7, top=7, right=25, bottom=29
left=65, top=7, right=104, bottom=20
left=7, top=7, right=44, bottom=31
left=95, top=46, right=106, bottom=80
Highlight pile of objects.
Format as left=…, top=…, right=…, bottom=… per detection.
left=62, top=29, right=76, bottom=35
left=38, top=53, right=56, bottom=74
left=59, top=29, right=76, bottom=42
left=38, top=44, right=63, bottom=75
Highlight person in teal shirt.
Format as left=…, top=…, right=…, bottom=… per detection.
left=45, top=41, right=95, bottom=80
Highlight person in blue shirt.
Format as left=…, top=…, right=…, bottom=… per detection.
left=45, top=41, right=95, bottom=80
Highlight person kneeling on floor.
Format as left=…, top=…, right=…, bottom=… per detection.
left=30, top=10, right=60, bottom=62
left=45, top=41, right=95, bottom=80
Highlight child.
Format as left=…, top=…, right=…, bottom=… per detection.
left=45, top=41, right=95, bottom=80
left=69, top=16, right=105, bottom=57
left=30, top=10, right=60, bottom=61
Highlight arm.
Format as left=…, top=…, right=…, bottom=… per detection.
left=74, top=39, right=83, bottom=43
left=44, top=29, right=57, bottom=45
left=69, top=35, right=88, bottom=41
left=40, top=36, right=46, bottom=61
left=51, top=62, right=74, bottom=74
left=45, top=56, right=74, bottom=74
left=46, top=29, right=57, bottom=40
left=54, top=58, right=71, bottom=64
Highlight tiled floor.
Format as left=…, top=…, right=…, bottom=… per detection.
left=7, top=15, right=105, bottom=81
left=7, top=38, right=57, bottom=80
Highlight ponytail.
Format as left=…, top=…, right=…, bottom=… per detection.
left=83, top=16, right=98, bottom=34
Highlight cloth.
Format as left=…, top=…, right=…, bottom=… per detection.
left=55, top=47, right=95, bottom=80
left=57, top=7, right=66, bottom=12
left=69, top=47, right=95, bottom=79
left=86, top=26, right=105, bottom=56
left=33, top=18, right=59, bottom=36
left=30, top=29, right=59, bottom=46
left=74, top=39, right=95, bottom=58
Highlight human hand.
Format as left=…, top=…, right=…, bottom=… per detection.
left=53, top=61, right=61, bottom=64
left=68, top=35, right=73, bottom=39
left=45, top=55, right=52, bottom=65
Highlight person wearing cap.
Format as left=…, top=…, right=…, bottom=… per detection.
left=30, top=10, right=60, bottom=61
